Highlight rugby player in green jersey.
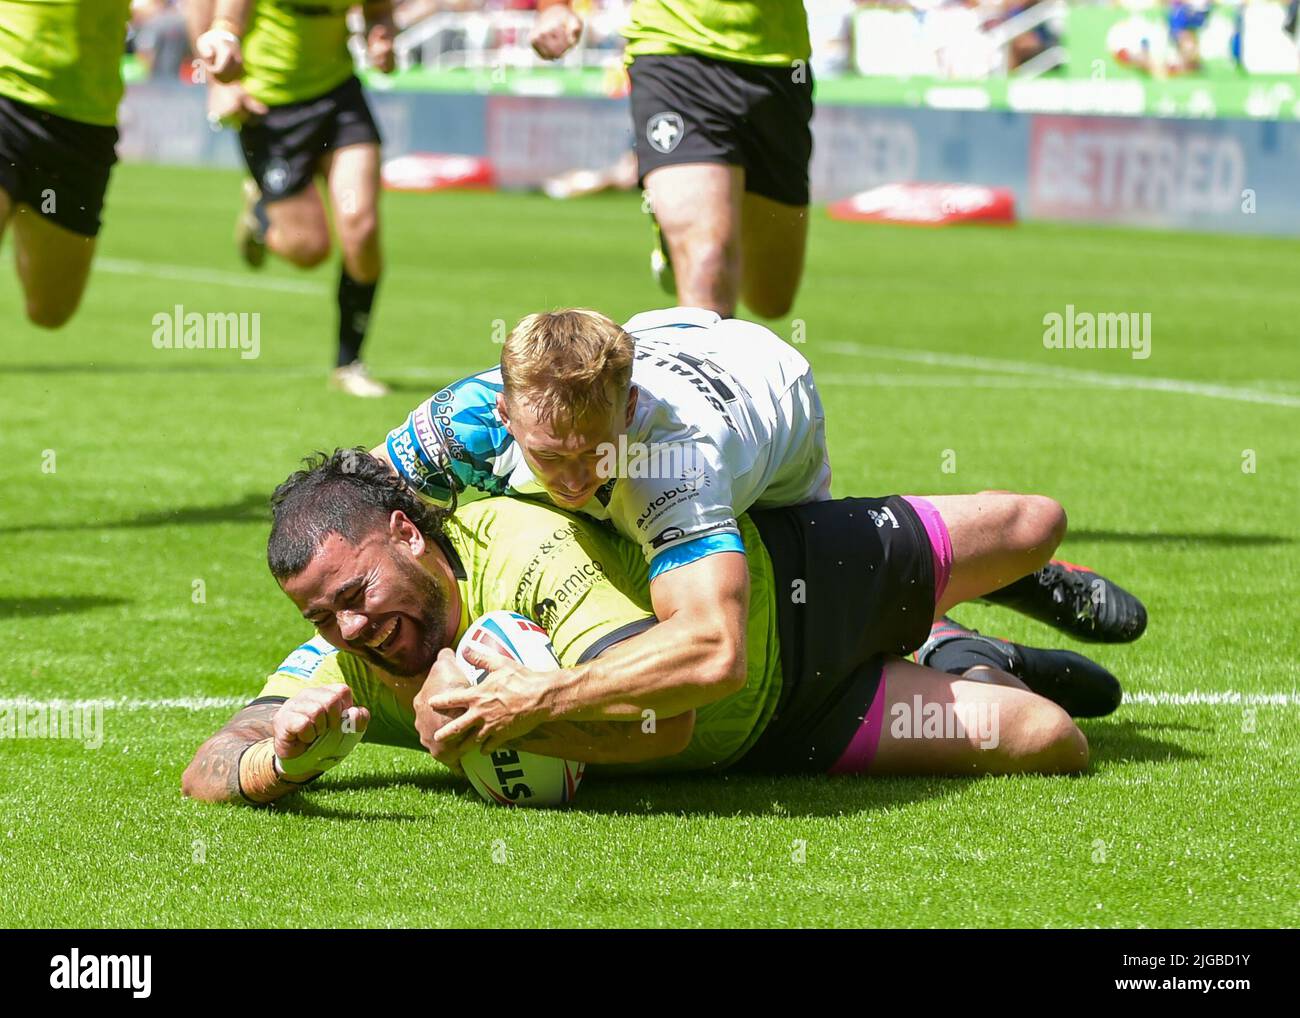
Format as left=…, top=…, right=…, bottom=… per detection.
left=531, top=0, right=814, bottom=319
left=182, top=450, right=1094, bottom=805
left=0, top=0, right=131, bottom=328
left=189, top=0, right=394, bottom=396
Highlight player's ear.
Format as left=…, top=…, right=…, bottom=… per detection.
left=624, top=385, right=638, bottom=428
left=388, top=510, right=426, bottom=558
left=496, top=391, right=513, bottom=433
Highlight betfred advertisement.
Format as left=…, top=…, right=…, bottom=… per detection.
left=1029, top=115, right=1247, bottom=228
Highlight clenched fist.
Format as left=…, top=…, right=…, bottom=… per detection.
left=274, top=684, right=370, bottom=780
left=195, top=27, right=244, bottom=83
left=530, top=4, right=583, bottom=61
left=367, top=24, right=396, bottom=74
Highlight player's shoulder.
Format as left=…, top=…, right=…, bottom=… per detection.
left=622, top=306, right=722, bottom=337
left=272, top=634, right=340, bottom=681
left=386, top=367, right=516, bottom=499
left=623, top=307, right=808, bottom=376
left=272, top=634, right=375, bottom=683
left=452, top=495, right=590, bottom=547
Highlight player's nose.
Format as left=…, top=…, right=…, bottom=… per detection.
left=336, top=611, right=370, bottom=643
left=560, top=460, right=592, bottom=494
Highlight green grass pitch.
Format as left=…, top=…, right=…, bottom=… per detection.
left=1, top=163, right=1297, bottom=928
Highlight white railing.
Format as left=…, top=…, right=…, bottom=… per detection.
left=981, top=1, right=1069, bottom=78
left=393, top=10, right=627, bottom=72
left=853, top=1, right=1067, bottom=80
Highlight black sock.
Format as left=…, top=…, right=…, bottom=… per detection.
left=337, top=269, right=378, bottom=367
left=922, top=635, right=1018, bottom=677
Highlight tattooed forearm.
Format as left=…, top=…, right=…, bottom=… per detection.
left=181, top=702, right=282, bottom=804
left=511, top=713, right=693, bottom=764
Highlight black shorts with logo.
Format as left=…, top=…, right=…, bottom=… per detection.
left=738, top=496, right=936, bottom=773
left=628, top=53, right=814, bottom=207
left=238, top=75, right=381, bottom=203
left=0, top=94, right=119, bottom=237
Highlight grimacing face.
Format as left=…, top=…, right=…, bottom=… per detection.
left=498, top=386, right=637, bottom=509
left=279, top=513, right=455, bottom=678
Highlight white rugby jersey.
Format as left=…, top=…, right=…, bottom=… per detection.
left=384, top=307, right=831, bottom=579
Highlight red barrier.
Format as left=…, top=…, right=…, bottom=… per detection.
left=827, top=183, right=1017, bottom=225
left=381, top=153, right=497, bottom=192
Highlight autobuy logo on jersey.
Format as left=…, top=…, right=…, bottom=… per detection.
left=49, top=949, right=151, bottom=998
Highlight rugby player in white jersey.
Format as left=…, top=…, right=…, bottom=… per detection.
left=373, top=308, right=1145, bottom=760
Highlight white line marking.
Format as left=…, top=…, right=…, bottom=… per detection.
left=822, top=342, right=1300, bottom=409
left=97, top=257, right=329, bottom=296
left=0, top=696, right=246, bottom=711
left=0, top=692, right=1295, bottom=711
left=1123, top=691, right=1299, bottom=706
left=817, top=371, right=1078, bottom=391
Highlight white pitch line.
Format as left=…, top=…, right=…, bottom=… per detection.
left=0, top=692, right=1295, bottom=711
left=1123, top=691, right=1299, bottom=707
left=0, top=696, right=245, bottom=711
left=816, top=371, right=1079, bottom=391
left=822, top=342, right=1300, bottom=409
left=97, top=257, right=330, bottom=296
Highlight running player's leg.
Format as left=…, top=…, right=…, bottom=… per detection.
left=733, top=59, right=814, bottom=320
left=237, top=95, right=332, bottom=269
left=263, top=184, right=332, bottom=269
left=322, top=138, right=386, bottom=396
left=739, top=192, right=808, bottom=319
left=10, top=207, right=98, bottom=329
left=645, top=162, right=742, bottom=316
left=834, top=656, right=1088, bottom=777
left=628, top=55, right=746, bottom=315
left=319, top=77, right=386, bottom=395
left=0, top=93, right=117, bottom=328
left=325, top=142, right=381, bottom=285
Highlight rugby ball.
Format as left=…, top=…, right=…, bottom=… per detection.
left=454, top=611, right=585, bottom=808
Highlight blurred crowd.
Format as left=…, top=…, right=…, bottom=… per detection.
left=126, top=1, right=1300, bottom=82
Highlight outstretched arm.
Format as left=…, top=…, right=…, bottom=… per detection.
left=181, top=700, right=290, bottom=804
left=182, top=685, right=369, bottom=805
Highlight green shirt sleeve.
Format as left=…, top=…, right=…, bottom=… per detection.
left=258, top=635, right=424, bottom=752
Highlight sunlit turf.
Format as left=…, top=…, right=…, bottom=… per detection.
left=1, top=163, right=1296, bottom=927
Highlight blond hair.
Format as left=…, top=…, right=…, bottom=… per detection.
left=501, top=309, right=635, bottom=425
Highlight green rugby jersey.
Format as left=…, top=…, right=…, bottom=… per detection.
left=242, top=0, right=355, bottom=107
left=0, top=0, right=131, bottom=126
left=259, top=496, right=783, bottom=772
left=623, top=0, right=811, bottom=67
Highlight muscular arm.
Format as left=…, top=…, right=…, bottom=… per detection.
left=543, top=552, right=749, bottom=722
left=509, top=711, right=695, bottom=764
left=183, top=0, right=215, bottom=46
left=209, top=0, right=255, bottom=33
left=181, top=701, right=296, bottom=805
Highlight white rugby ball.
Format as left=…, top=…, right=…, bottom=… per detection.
left=454, top=610, right=585, bottom=808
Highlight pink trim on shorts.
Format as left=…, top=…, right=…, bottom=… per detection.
left=827, top=666, right=888, bottom=775
left=901, top=495, right=953, bottom=608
